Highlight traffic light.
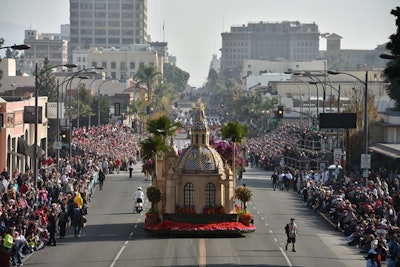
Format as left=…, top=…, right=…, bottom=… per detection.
left=277, top=106, right=284, bottom=118
left=60, top=130, right=68, bottom=143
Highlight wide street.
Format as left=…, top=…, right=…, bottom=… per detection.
left=20, top=160, right=369, bottom=267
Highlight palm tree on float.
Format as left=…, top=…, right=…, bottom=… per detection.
left=148, top=115, right=183, bottom=183
left=147, top=115, right=183, bottom=146
left=220, top=121, right=247, bottom=180
left=140, top=135, right=165, bottom=182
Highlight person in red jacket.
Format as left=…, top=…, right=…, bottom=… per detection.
left=115, top=158, right=121, bottom=174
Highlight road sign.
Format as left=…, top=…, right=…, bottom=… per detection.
left=360, top=154, right=371, bottom=169
left=53, top=142, right=62, bottom=149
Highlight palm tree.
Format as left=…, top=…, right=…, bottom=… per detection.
left=135, top=65, right=162, bottom=102
left=220, top=122, right=248, bottom=179
left=147, top=115, right=183, bottom=146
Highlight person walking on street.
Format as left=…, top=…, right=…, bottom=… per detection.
left=278, top=171, right=285, bottom=191
left=285, top=218, right=298, bottom=252
left=271, top=172, right=278, bottom=191
left=73, top=204, right=84, bottom=238
left=98, top=168, right=106, bottom=190
left=47, top=210, right=57, bottom=246
left=128, top=161, right=134, bottom=178
left=58, top=206, right=69, bottom=239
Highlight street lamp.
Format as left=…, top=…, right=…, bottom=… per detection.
left=0, top=43, right=31, bottom=50
left=379, top=53, right=400, bottom=60
left=34, top=62, right=77, bottom=189
left=328, top=70, right=369, bottom=161
left=76, top=76, right=90, bottom=128
left=97, top=78, right=114, bottom=126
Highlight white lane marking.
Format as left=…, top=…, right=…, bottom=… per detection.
left=269, top=230, right=273, bottom=234
left=110, top=243, right=127, bottom=267
left=274, top=238, right=278, bottom=242
left=280, top=247, right=293, bottom=267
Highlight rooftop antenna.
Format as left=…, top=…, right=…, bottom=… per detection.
left=162, top=21, right=165, bottom=42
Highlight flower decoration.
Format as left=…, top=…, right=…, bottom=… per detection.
left=144, top=220, right=256, bottom=236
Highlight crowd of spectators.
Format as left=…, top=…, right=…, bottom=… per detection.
left=4, top=117, right=399, bottom=266
left=245, top=124, right=400, bottom=267
left=0, top=122, right=142, bottom=266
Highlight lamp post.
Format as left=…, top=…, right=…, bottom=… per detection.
left=293, top=79, right=312, bottom=127
left=87, top=77, right=104, bottom=127
left=34, top=62, right=77, bottom=189
left=0, top=43, right=31, bottom=50
left=97, top=78, right=113, bottom=126
left=76, top=76, right=90, bottom=128
left=328, top=70, right=369, bottom=176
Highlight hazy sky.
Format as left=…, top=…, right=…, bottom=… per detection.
left=0, top=0, right=398, bottom=87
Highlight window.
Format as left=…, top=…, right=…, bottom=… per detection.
left=130, top=62, right=135, bottom=69
left=101, top=62, right=107, bottom=69
left=108, top=29, right=120, bottom=35
left=108, top=38, right=120, bottom=44
left=95, top=38, right=106, bottom=44
left=108, top=21, right=120, bottom=27
left=95, top=21, right=106, bottom=27
left=81, top=29, right=93, bottom=35
left=122, top=38, right=133, bottom=44
left=95, top=29, right=107, bottom=35
left=205, top=183, right=216, bottom=207
left=184, top=183, right=195, bottom=207
left=122, top=21, right=133, bottom=27
left=111, top=62, right=116, bottom=69
left=95, top=12, right=106, bottom=18
left=108, top=12, right=120, bottom=18
left=81, top=20, right=92, bottom=26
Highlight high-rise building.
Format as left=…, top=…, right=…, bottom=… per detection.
left=23, top=29, right=69, bottom=70
left=69, top=0, right=148, bottom=51
left=221, top=21, right=320, bottom=71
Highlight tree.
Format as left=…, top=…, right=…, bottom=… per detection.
left=163, top=63, right=190, bottom=93
left=5, top=48, right=18, bottom=59
left=140, top=135, right=166, bottom=161
left=135, top=65, right=162, bottom=101
left=37, top=57, right=58, bottom=101
left=235, top=186, right=253, bottom=211
left=384, top=6, right=400, bottom=110
left=147, top=115, right=183, bottom=146
left=146, top=186, right=161, bottom=213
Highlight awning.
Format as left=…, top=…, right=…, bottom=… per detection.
left=369, top=143, right=400, bottom=159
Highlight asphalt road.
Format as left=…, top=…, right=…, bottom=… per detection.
left=22, top=163, right=368, bottom=267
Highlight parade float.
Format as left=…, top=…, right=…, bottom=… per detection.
left=142, top=101, right=255, bottom=237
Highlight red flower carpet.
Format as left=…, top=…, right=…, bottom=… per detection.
left=144, top=220, right=256, bottom=237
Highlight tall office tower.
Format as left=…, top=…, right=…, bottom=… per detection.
left=221, top=21, right=320, bottom=71
left=69, top=0, right=148, bottom=52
